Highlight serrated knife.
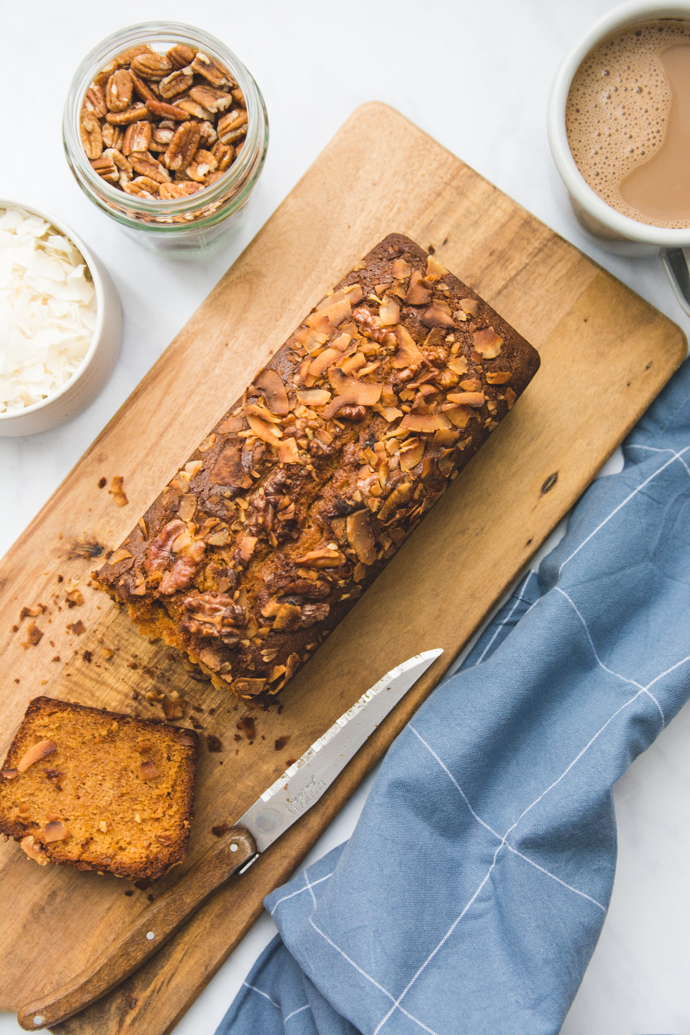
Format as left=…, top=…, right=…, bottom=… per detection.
left=18, top=648, right=442, bottom=1031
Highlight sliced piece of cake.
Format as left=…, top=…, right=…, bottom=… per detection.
left=0, top=697, right=198, bottom=880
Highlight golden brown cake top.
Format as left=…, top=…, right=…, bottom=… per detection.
left=95, top=234, right=539, bottom=699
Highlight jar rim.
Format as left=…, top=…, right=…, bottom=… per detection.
left=63, top=21, right=267, bottom=226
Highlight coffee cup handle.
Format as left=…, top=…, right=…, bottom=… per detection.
left=660, top=247, right=690, bottom=317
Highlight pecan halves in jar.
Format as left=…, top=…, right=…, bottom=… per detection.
left=159, top=68, right=194, bottom=99
left=111, top=148, right=133, bottom=185
left=80, top=116, right=103, bottom=159
left=189, top=84, right=232, bottom=114
left=197, top=120, right=218, bottom=148
left=145, top=97, right=187, bottom=121
left=106, top=69, right=133, bottom=112
left=80, top=41, right=245, bottom=199
left=176, top=97, right=214, bottom=121
left=83, top=85, right=107, bottom=118
left=102, top=123, right=124, bottom=150
left=167, top=43, right=197, bottom=70
left=126, top=176, right=161, bottom=197
left=105, top=103, right=150, bottom=126
left=131, top=52, right=173, bottom=81
left=191, top=51, right=235, bottom=88
left=91, top=151, right=119, bottom=185
left=212, top=141, right=234, bottom=171
left=130, top=152, right=170, bottom=183
left=92, top=148, right=132, bottom=187
left=159, top=181, right=203, bottom=199
left=165, top=121, right=201, bottom=171
left=187, top=149, right=218, bottom=182
left=129, top=69, right=157, bottom=103
left=217, top=109, right=248, bottom=144
left=123, top=120, right=152, bottom=155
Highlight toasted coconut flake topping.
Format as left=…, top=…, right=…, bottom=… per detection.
left=421, top=306, right=455, bottom=329
left=273, top=603, right=302, bottom=631
left=346, top=510, right=377, bottom=565
left=399, top=437, right=425, bottom=472
left=404, top=270, right=432, bottom=306
left=392, top=326, right=424, bottom=369
left=139, top=760, right=159, bottom=780
left=43, top=820, right=70, bottom=843
left=177, top=494, right=197, bottom=521
left=443, top=405, right=472, bottom=429
left=218, top=415, right=243, bottom=434
left=426, top=255, right=449, bottom=278
left=447, top=356, right=469, bottom=375
left=254, top=369, right=289, bottom=416
left=400, top=412, right=452, bottom=432
left=446, top=391, right=485, bottom=408
left=308, top=348, right=342, bottom=378
left=391, top=258, right=412, bottom=279
left=237, top=535, right=257, bottom=562
left=327, top=368, right=382, bottom=406
left=296, top=388, right=331, bottom=407
left=473, top=327, right=503, bottom=358
left=379, top=297, right=400, bottom=325
left=16, top=739, right=57, bottom=772
left=277, top=437, right=300, bottom=464
left=245, top=403, right=281, bottom=425
left=109, top=547, right=133, bottom=565
left=247, top=414, right=282, bottom=446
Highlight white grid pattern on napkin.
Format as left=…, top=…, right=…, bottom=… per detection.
left=251, top=448, right=690, bottom=1035
left=242, top=985, right=312, bottom=1025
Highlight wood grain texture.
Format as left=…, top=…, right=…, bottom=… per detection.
left=17, top=828, right=257, bottom=1031
left=0, top=101, right=685, bottom=1035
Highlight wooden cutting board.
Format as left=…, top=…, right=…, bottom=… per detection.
left=0, top=101, right=685, bottom=1035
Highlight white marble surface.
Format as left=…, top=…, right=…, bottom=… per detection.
left=2, top=1, right=690, bottom=1032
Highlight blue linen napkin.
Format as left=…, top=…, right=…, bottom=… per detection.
left=218, top=356, right=690, bottom=1035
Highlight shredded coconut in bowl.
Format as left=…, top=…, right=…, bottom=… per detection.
left=0, top=206, right=97, bottom=415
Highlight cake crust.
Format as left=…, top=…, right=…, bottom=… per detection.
left=95, top=234, right=540, bottom=698
left=0, top=697, right=198, bottom=880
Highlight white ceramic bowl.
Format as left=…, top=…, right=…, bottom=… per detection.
left=0, top=199, right=121, bottom=436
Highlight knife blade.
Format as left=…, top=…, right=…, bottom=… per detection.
left=18, top=648, right=442, bottom=1031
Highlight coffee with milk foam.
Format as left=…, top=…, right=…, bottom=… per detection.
left=566, top=19, right=690, bottom=228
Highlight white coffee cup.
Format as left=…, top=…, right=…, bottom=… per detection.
left=547, top=0, right=690, bottom=316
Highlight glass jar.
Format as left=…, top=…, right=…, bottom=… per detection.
left=63, top=22, right=268, bottom=252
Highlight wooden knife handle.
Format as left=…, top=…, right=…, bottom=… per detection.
left=17, top=826, right=257, bottom=1031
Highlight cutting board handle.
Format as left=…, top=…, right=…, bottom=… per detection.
left=16, top=827, right=257, bottom=1031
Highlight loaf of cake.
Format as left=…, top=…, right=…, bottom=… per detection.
left=0, top=697, right=198, bottom=880
left=95, top=234, right=540, bottom=698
